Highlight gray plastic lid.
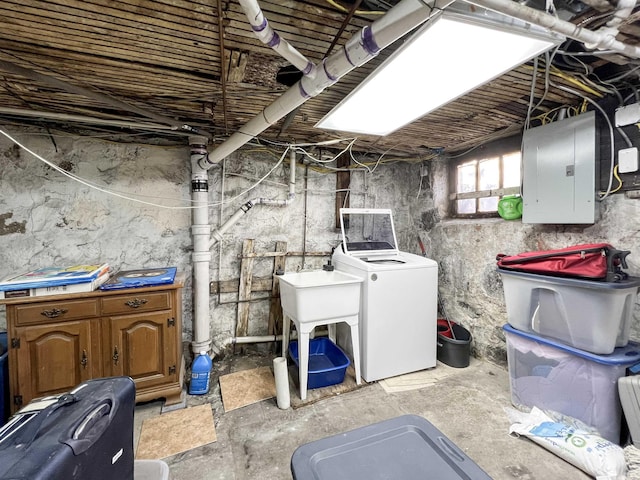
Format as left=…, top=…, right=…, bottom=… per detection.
left=291, top=414, right=491, bottom=480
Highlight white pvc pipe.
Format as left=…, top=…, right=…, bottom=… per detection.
left=199, top=0, right=454, bottom=168
left=238, top=0, right=316, bottom=76
left=233, top=329, right=330, bottom=344
left=273, top=357, right=291, bottom=409
left=208, top=149, right=297, bottom=250
left=189, top=136, right=214, bottom=354
left=209, top=202, right=254, bottom=248
left=592, top=0, right=637, bottom=49
left=195, top=150, right=297, bottom=352
left=466, top=0, right=640, bottom=57
left=234, top=334, right=284, bottom=344
left=251, top=149, right=297, bottom=207
left=605, top=0, right=636, bottom=29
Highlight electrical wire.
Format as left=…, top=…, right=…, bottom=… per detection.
left=323, top=0, right=385, bottom=15
left=525, top=55, right=540, bottom=130
left=0, top=127, right=290, bottom=210
left=0, top=127, right=199, bottom=209
left=606, top=165, right=624, bottom=195
left=544, top=82, right=617, bottom=199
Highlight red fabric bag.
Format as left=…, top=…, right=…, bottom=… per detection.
left=496, top=243, right=630, bottom=282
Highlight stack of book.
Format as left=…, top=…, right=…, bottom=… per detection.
left=99, top=267, right=176, bottom=290
left=0, top=263, right=110, bottom=299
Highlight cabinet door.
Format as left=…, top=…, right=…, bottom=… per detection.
left=12, top=320, right=99, bottom=408
left=106, top=311, right=178, bottom=391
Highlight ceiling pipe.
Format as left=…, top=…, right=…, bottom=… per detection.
left=238, top=0, right=316, bottom=76
left=589, top=0, right=637, bottom=50
left=466, top=0, right=640, bottom=58
left=0, top=59, right=212, bottom=138
left=605, top=0, right=636, bottom=30
left=0, top=107, right=180, bottom=132
left=198, top=0, right=455, bottom=169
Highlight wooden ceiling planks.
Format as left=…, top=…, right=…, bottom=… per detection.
left=0, top=0, right=627, bottom=155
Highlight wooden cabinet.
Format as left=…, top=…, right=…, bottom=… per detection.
left=1, top=275, right=185, bottom=413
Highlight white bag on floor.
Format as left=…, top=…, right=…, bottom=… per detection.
left=507, top=407, right=626, bottom=480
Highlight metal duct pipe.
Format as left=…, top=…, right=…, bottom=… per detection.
left=198, top=0, right=454, bottom=169
left=467, top=0, right=640, bottom=57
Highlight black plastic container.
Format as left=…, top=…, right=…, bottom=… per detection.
left=437, top=323, right=472, bottom=368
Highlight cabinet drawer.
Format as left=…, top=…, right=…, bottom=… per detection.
left=101, top=291, right=171, bottom=315
left=13, top=299, right=99, bottom=326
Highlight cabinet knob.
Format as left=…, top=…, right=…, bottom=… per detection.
left=112, top=346, right=119, bottom=366
left=125, top=298, right=148, bottom=308
left=81, top=350, right=88, bottom=369
left=40, top=308, right=68, bottom=318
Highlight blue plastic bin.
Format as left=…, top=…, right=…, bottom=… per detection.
left=0, top=332, right=8, bottom=426
left=289, top=337, right=350, bottom=389
left=503, top=323, right=640, bottom=443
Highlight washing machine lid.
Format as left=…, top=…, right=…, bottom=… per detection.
left=339, top=208, right=399, bottom=257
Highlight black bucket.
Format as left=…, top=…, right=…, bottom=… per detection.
left=437, top=322, right=472, bottom=368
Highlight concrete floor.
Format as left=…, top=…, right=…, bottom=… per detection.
left=134, top=351, right=590, bottom=480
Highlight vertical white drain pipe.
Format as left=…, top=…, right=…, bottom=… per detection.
left=190, top=136, right=213, bottom=355
left=193, top=149, right=297, bottom=355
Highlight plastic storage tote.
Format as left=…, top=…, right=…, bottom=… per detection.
left=291, top=414, right=492, bottom=480
left=289, top=337, right=350, bottom=389
left=498, top=269, right=640, bottom=354
left=503, top=324, right=640, bottom=443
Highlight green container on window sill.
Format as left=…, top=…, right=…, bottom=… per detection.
left=498, top=195, right=523, bottom=220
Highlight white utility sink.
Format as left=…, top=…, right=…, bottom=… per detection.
left=277, top=270, right=363, bottom=323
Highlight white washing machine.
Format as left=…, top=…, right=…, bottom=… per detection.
left=332, top=208, right=437, bottom=382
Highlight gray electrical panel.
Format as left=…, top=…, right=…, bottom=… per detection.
left=522, top=111, right=598, bottom=224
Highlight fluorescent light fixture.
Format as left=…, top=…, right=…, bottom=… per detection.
left=316, top=3, right=563, bottom=136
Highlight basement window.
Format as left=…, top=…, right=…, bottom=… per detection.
left=450, top=151, right=521, bottom=218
